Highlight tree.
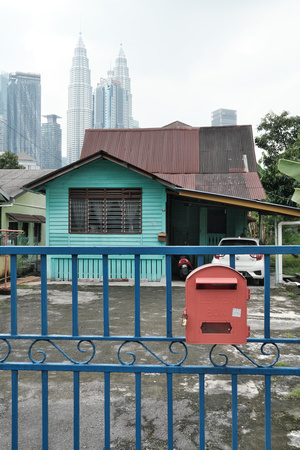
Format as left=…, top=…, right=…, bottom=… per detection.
left=0, top=151, right=24, bottom=169
left=255, top=111, right=300, bottom=206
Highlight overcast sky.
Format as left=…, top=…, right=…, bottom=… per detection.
left=1, top=0, right=300, bottom=160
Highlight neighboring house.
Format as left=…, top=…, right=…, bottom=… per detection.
left=24, top=123, right=300, bottom=282
left=18, top=152, right=40, bottom=169
left=0, top=169, right=52, bottom=280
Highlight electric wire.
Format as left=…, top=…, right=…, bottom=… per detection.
left=0, top=117, right=64, bottom=166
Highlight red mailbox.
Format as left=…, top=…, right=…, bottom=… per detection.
left=182, top=264, right=250, bottom=345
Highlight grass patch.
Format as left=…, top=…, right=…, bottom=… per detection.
left=286, top=386, right=300, bottom=398
left=275, top=361, right=288, bottom=367
left=283, top=331, right=295, bottom=339
left=286, top=291, right=298, bottom=297
left=281, top=254, right=300, bottom=276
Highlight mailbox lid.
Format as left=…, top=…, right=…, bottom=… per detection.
left=186, top=263, right=247, bottom=282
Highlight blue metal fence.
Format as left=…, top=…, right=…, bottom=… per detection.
left=0, top=245, right=299, bottom=449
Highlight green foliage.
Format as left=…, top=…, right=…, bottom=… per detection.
left=286, top=386, right=300, bottom=398
left=255, top=111, right=300, bottom=206
left=0, top=151, right=24, bottom=169
left=281, top=254, right=300, bottom=276
left=278, top=159, right=300, bottom=204
left=274, top=361, right=288, bottom=367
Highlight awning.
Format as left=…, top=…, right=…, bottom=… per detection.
left=178, top=189, right=300, bottom=217
left=7, top=213, right=45, bottom=223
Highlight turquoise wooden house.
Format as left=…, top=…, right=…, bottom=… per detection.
left=24, top=122, right=300, bottom=281
left=24, top=152, right=173, bottom=280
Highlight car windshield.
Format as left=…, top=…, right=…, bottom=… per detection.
left=219, top=239, right=257, bottom=246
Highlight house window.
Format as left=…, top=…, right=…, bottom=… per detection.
left=69, top=188, right=142, bottom=234
left=22, top=222, right=29, bottom=237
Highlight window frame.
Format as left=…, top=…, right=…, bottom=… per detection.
left=69, top=187, right=142, bottom=234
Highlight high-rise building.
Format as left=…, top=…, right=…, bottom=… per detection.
left=41, top=115, right=62, bottom=169
left=0, top=71, right=8, bottom=152
left=7, top=72, right=41, bottom=164
left=67, top=33, right=93, bottom=164
left=211, top=108, right=237, bottom=126
left=94, top=45, right=133, bottom=129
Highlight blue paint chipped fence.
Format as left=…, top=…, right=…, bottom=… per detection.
left=0, top=245, right=299, bottom=449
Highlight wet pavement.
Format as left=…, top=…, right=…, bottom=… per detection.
left=0, top=277, right=299, bottom=449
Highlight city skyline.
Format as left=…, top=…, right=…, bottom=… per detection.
left=67, top=33, right=93, bottom=164
left=1, top=38, right=137, bottom=168
left=41, top=115, right=62, bottom=169
left=1, top=1, right=300, bottom=163
left=211, top=109, right=237, bottom=127
left=7, top=72, right=41, bottom=166
left=94, top=45, right=134, bottom=130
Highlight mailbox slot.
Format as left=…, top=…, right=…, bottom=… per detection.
left=196, top=277, right=237, bottom=290
left=201, top=322, right=232, bottom=334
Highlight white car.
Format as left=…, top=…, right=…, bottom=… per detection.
left=211, top=237, right=264, bottom=285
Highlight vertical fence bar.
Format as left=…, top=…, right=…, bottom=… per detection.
left=72, top=255, right=79, bottom=336
left=74, top=372, right=80, bottom=450
left=229, top=254, right=235, bottom=269
left=166, top=255, right=172, bottom=338
left=135, top=373, right=142, bottom=450
left=197, top=255, right=204, bottom=267
left=11, top=370, right=18, bottom=450
left=135, top=255, right=141, bottom=337
left=41, top=255, right=48, bottom=335
left=103, top=255, right=109, bottom=336
left=104, top=372, right=110, bottom=449
left=10, top=254, right=17, bottom=335
left=42, top=371, right=48, bottom=449
left=167, top=373, right=173, bottom=450
left=265, top=375, right=271, bottom=450
left=199, top=374, right=205, bottom=450
left=264, top=254, right=271, bottom=339
left=232, top=374, right=238, bottom=450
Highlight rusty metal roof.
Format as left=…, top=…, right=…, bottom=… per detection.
left=80, top=125, right=265, bottom=200
left=81, top=127, right=200, bottom=174
left=154, top=172, right=265, bottom=200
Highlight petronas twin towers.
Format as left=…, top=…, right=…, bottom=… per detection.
left=67, top=34, right=134, bottom=164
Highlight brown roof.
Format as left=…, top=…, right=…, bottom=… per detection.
left=81, top=127, right=200, bottom=174
left=153, top=172, right=264, bottom=199
left=162, top=121, right=194, bottom=129
left=22, top=151, right=300, bottom=218
left=80, top=125, right=266, bottom=200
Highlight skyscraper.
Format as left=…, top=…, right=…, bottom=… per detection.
left=211, top=108, right=237, bottom=126
left=41, top=115, right=62, bottom=169
left=0, top=71, right=8, bottom=152
left=67, top=33, right=93, bottom=164
left=94, top=45, right=133, bottom=129
left=7, top=72, right=41, bottom=164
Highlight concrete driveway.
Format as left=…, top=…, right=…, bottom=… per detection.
left=0, top=278, right=299, bottom=449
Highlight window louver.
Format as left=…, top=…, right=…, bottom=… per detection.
left=69, top=188, right=142, bottom=234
